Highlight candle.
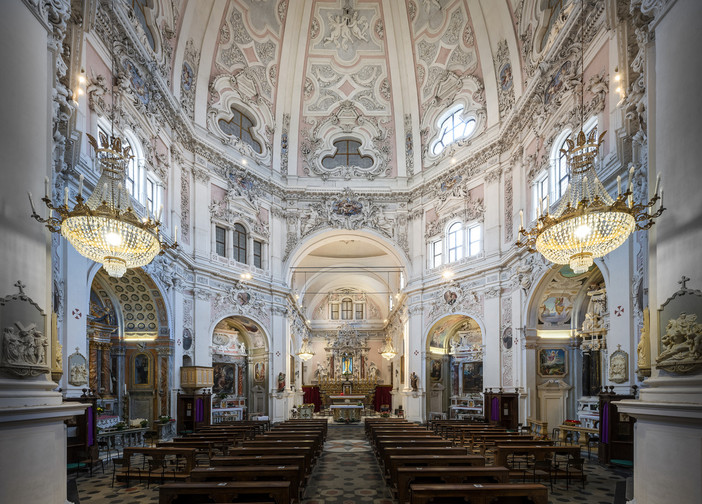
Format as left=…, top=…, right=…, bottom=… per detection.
left=117, top=183, right=122, bottom=209
left=174, top=225, right=178, bottom=243
left=27, top=192, right=37, bottom=216
left=103, top=183, right=108, bottom=201
left=156, top=204, right=163, bottom=222
left=44, top=177, right=49, bottom=198
left=617, top=175, right=621, bottom=196
left=545, top=195, right=550, bottom=214
left=583, top=176, right=589, bottom=199
left=519, top=209, right=524, bottom=229
left=660, top=189, right=664, bottom=208
left=78, top=174, right=84, bottom=198
left=64, top=187, right=69, bottom=206
left=655, top=174, right=661, bottom=196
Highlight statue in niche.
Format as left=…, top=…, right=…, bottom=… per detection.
left=637, top=307, right=651, bottom=378
left=315, top=362, right=328, bottom=381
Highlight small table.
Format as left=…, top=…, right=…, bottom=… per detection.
left=331, top=404, right=362, bottom=422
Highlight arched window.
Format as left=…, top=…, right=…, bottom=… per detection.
left=447, top=222, right=464, bottom=263
left=233, top=224, right=247, bottom=264
left=321, top=138, right=373, bottom=169
left=341, top=298, right=353, bottom=320
left=218, top=107, right=262, bottom=154
left=551, top=131, right=571, bottom=201
left=432, top=106, right=477, bottom=155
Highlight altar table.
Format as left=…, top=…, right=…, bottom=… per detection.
left=331, top=404, right=362, bottom=421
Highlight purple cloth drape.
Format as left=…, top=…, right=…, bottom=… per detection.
left=491, top=397, right=500, bottom=421
left=601, top=402, right=609, bottom=443
left=195, top=398, right=204, bottom=422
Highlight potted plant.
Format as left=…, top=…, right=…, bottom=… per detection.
left=114, top=421, right=126, bottom=431
left=140, top=419, right=148, bottom=428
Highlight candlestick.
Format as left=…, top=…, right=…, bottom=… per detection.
left=27, top=192, right=37, bottom=216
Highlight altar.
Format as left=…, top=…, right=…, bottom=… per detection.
left=331, top=404, right=362, bottom=422
left=328, top=394, right=366, bottom=405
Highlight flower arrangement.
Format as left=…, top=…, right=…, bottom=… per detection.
left=114, top=421, right=126, bottom=430
left=129, top=418, right=148, bottom=428
left=158, top=415, right=175, bottom=424
left=564, top=419, right=581, bottom=426
left=96, top=406, right=105, bottom=415
left=380, top=412, right=390, bottom=418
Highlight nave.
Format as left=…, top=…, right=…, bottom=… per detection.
left=73, top=418, right=630, bottom=504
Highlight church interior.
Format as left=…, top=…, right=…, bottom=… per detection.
left=1, top=0, right=701, bottom=503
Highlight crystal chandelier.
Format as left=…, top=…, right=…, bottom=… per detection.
left=379, top=335, right=397, bottom=360
left=517, top=130, right=663, bottom=273
left=516, top=1, right=664, bottom=272
left=30, top=0, right=176, bottom=277
left=31, top=133, right=176, bottom=277
left=297, top=336, right=315, bottom=361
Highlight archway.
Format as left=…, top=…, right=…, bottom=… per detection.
left=526, top=263, right=609, bottom=431
left=425, top=315, right=483, bottom=421
left=210, top=316, right=269, bottom=419
left=87, top=267, right=171, bottom=429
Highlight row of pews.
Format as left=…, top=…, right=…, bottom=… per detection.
left=116, top=419, right=326, bottom=504
left=367, top=418, right=552, bottom=504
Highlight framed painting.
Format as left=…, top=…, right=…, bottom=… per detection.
left=213, top=363, right=235, bottom=394
left=430, top=359, right=442, bottom=381
left=132, top=352, right=152, bottom=387
left=462, top=362, right=483, bottom=393
left=254, top=361, right=265, bottom=383
left=537, top=347, right=568, bottom=377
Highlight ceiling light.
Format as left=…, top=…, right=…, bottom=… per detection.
left=379, top=335, right=397, bottom=360
left=296, top=336, right=315, bottom=361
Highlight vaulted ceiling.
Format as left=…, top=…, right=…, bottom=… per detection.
left=126, top=0, right=579, bottom=184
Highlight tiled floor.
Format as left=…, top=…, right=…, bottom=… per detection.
left=73, top=421, right=631, bottom=504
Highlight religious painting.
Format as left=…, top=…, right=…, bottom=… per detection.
left=182, top=328, right=193, bottom=351
left=544, top=60, right=571, bottom=105
left=444, top=290, right=458, bottom=305
left=462, top=362, right=483, bottom=393
left=539, top=295, right=572, bottom=325
left=133, top=352, right=151, bottom=386
left=502, top=328, right=513, bottom=349
left=181, top=62, right=194, bottom=91
left=430, top=359, right=442, bottom=381
left=213, top=363, right=235, bottom=394
left=538, top=347, right=567, bottom=377
left=499, top=63, right=513, bottom=91
left=254, top=361, right=265, bottom=382
left=342, top=355, right=353, bottom=375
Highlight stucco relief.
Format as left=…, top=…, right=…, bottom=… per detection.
left=426, top=284, right=483, bottom=327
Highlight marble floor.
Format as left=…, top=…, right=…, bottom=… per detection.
left=73, top=421, right=631, bottom=504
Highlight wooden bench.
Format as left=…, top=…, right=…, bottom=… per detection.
left=409, top=483, right=548, bottom=504
left=386, top=453, right=484, bottom=482
left=121, top=447, right=196, bottom=483
left=210, top=455, right=307, bottom=487
left=159, top=481, right=290, bottom=504
left=494, top=445, right=581, bottom=479
left=225, top=448, right=314, bottom=477
left=189, top=465, right=301, bottom=502
left=396, top=466, right=510, bottom=504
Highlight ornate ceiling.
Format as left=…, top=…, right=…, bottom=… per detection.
left=112, top=0, right=588, bottom=185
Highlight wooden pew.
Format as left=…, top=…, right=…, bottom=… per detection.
left=396, top=466, right=509, bottom=504
left=189, top=465, right=301, bottom=502
left=376, top=439, right=454, bottom=458
left=387, top=454, right=485, bottom=483
left=494, top=444, right=581, bottom=478
left=210, top=455, right=307, bottom=488
left=409, top=483, right=548, bottom=504
left=121, top=447, right=196, bottom=483
left=225, top=447, right=314, bottom=477
left=380, top=447, right=468, bottom=478
left=159, top=481, right=290, bottom=504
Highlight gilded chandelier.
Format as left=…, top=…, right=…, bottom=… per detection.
left=31, top=132, right=176, bottom=277
left=297, top=336, right=315, bottom=361
left=517, top=129, right=664, bottom=273
left=379, top=335, right=397, bottom=360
